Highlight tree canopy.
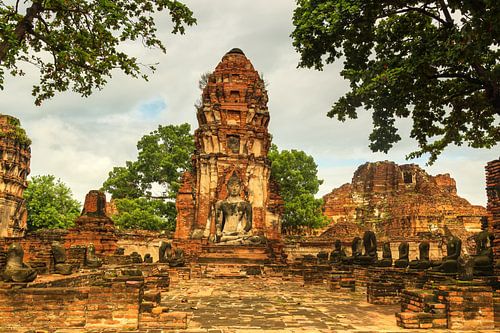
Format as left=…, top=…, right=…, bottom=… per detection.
left=292, top=0, right=499, bottom=163
left=23, top=174, right=81, bottom=230
left=102, top=123, right=194, bottom=230
left=268, top=144, right=328, bottom=233
left=0, top=0, right=196, bottom=105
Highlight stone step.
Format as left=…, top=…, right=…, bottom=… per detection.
left=201, top=245, right=269, bottom=254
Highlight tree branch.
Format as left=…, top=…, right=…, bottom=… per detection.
left=437, top=0, right=454, bottom=25
left=0, top=0, right=43, bottom=63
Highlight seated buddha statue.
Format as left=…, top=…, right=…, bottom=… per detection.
left=355, top=230, right=378, bottom=266
left=394, top=242, right=410, bottom=268
left=329, top=240, right=346, bottom=264
left=376, top=242, right=393, bottom=267
left=342, top=237, right=362, bottom=265
left=51, top=241, right=73, bottom=275
left=409, top=241, right=431, bottom=270
left=431, top=235, right=461, bottom=273
left=2, top=243, right=37, bottom=283
left=472, top=217, right=494, bottom=275
left=215, top=173, right=260, bottom=244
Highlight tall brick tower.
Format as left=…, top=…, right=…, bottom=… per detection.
left=0, top=115, right=31, bottom=237
left=175, top=48, right=283, bottom=242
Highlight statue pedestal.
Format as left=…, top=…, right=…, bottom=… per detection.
left=197, top=244, right=270, bottom=265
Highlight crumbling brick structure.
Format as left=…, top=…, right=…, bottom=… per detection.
left=175, top=48, right=283, bottom=242
left=322, top=161, right=486, bottom=240
left=65, top=190, right=117, bottom=254
left=0, top=115, right=31, bottom=237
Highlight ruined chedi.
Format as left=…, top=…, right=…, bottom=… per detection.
left=175, top=48, right=283, bottom=242
left=0, top=115, right=31, bottom=237
left=322, top=161, right=486, bottom=238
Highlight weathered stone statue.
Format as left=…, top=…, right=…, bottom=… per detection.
left=472, top=217, right=494, bottom=275
left=215, top=173, right=260, bottom=244
left=130, top=251, right=143, bottom=263
left=143, top=253, right=153, bottom=263
left=85, top=243, right=102, bottom=268
left=161, top=242, right=185, bottom=267
left=2, top=243, right=37, bottom=282
left=329, top=240, right=346, bottom=264
left=317, top=251, right=329, bottom=264
left=376, top=242, right=393, bottom=267
left=356, top=230, right=378, bottom=265
left=394, top=242, right=410, bottom=268
left=342, top=237, right=362, bottom=265
left=409, top=241, right=431, bottom=270
left=158, top=241, right=168, bottom=263
left=51, top=241, right=73, bottom=275
left=431, top=235, right=462, bottom=273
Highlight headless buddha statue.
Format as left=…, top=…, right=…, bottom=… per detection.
left=51, top=241, right=73, bottom=275
left=409, top=241, right=431, bottom=270
left=342, top=237, right=362, bottom=265
left=376, top=242, right=393, bottom=267
left=329, top=240, right=346, bottom=264
left=394, top=242, right=410, bottom=268
left=2, top=243, right=37, bottom=282
left=432, top=235, right=461, bottom=273
left=215, top=173, right=259, bottom=244
left=356, top=230, right=378, bottom=265
left=472, top=217, right=494, bottom=275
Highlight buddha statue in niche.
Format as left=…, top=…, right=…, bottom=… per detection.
left=215, top=173, right=260, bottom=244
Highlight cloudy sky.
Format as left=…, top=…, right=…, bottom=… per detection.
left=0, top=1, right=497, bottom=206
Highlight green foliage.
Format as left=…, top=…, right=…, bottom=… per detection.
left=268, top=144, right=328, bottom=233
left=0, top=0, right=196, bottom=105
left=102, top=123, right=194, bottom=230
left=111, top=197, right=175, bottom=231
left=292, top=1, right=500, bottom=164
left=24, top=175, right=81, bottom=230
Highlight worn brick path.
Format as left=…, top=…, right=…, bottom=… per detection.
left=161, top=277, right=452, bottom=333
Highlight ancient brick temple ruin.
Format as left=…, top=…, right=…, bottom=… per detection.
left=0, top=115, right=31, bottom=238
left=175, top=48, right=283, bottom=245
left=322, top=161, right=486, bottom=240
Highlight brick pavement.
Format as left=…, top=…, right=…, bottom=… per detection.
left=161, top=276, right=489, bottom=333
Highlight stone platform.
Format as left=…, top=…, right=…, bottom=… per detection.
left=197, top=244, right=271, bottom=265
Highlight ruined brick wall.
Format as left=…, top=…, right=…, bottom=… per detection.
left=485, top=159, right=500, bottom=274
left=0, top=274, right=142, bottom=330
left=0, top=115, right=31, bottom=238
left=175, top=48, right=283, bottom=241
left=322, top=161, right=486, bottom=243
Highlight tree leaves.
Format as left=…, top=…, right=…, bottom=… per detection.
left=0, top=0, right=196, bottom=104
left=102, top=123, right=194, bottom=230
left=292, top=0, right=499, bottom=164
left=268, top=144, right=328, bottom=233
left=23, top=174, right=81, bottom=230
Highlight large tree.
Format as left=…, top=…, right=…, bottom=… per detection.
left=292, top=1, right=499, bottom=163
left=24, top=174, right=81, bottom=230
left=268, top=145, right=328, bottom=233
left=0, top=0, right=196, bottom=105
left=102, top=123, right=194, bottom=230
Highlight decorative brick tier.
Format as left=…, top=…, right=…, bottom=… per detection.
left=197, top=244, right=271, bottom=264
left=328, top=270, right=355, bottom=292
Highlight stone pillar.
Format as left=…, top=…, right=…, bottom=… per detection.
left=0, top=115, right=31, bottom=238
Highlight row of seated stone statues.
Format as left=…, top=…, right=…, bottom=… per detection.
left=0, top=239, right=188, bottom=283
left=328, top=218, right=494, bottom=275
